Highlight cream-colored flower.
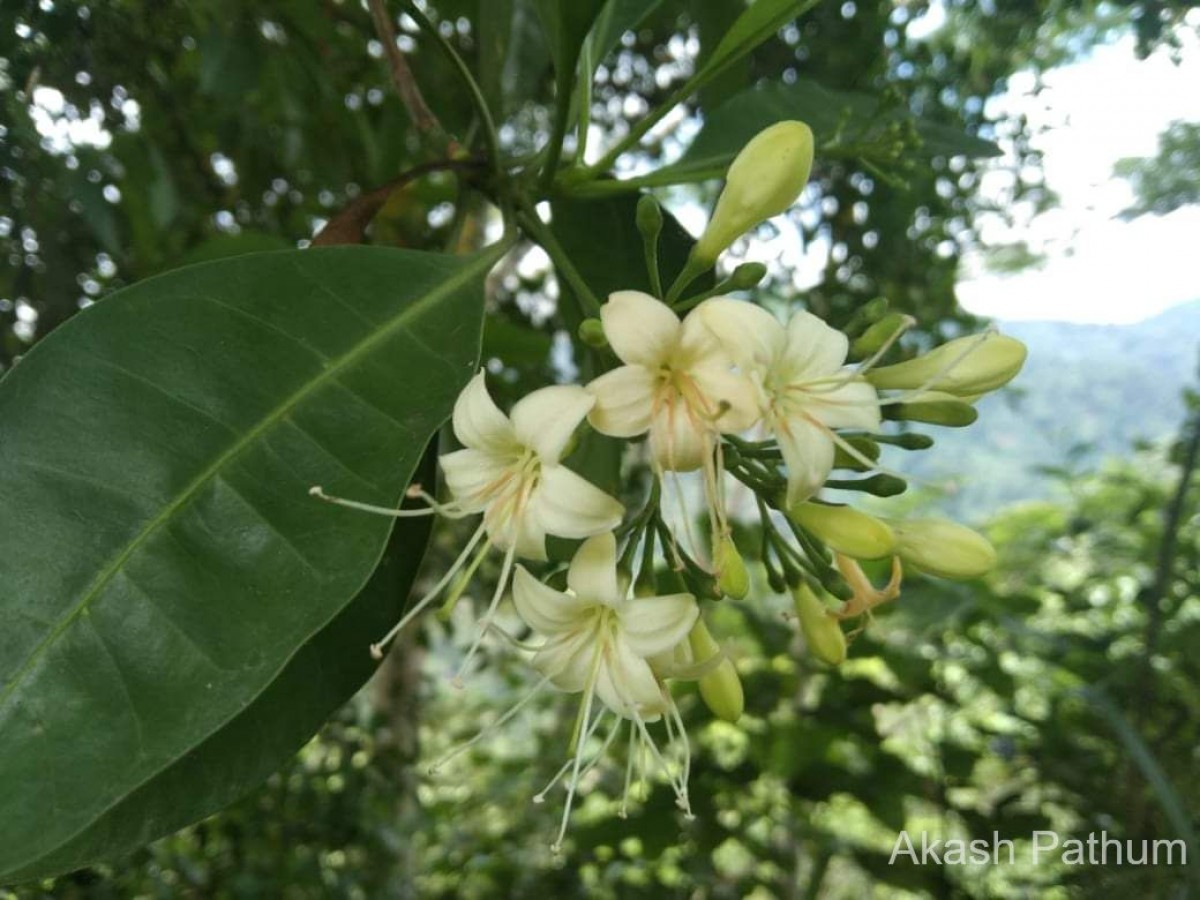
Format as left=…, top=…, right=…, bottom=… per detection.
left=586, top=290, right=758, bottom=473
left=697, top=299, right=881, bottom=505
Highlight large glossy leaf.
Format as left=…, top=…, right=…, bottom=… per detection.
left=694, top=0, right=812, bottom=88
left=0, top=244, right=501, bottom=881
left=644, top=80, right=1002, bottom=187
left=5, top=449, right=438, bottom=882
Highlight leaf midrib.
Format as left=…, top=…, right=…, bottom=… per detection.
left=0, top=246, right=499, bottom=707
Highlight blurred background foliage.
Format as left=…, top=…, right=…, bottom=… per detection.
left=2, top=0, right=1198, bottom=896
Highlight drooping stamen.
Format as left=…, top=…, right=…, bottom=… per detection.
left=369, top=522, right=489, bottom=659
left=619, top=721, right=638, bottom=818
left=551, top=651, right=604, bottom=854
left=428, top=672, right=554, bottom=775
left=628, top=705, right=691, bottom=815
left=666, top=694, right=693, bottom=808
left=452, top=542, right=517, bottom=688
left=533, top=708, right=617, bottom=804
left=309, top=485, right=442, bottom=518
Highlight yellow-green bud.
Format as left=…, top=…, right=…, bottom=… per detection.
left=714, top=534, right=750, bottom=600
left=790, top=502, right=895, bottom=559
left=883, top=391, right=978, bottom=427
left=689, top=619, right=743, bottom=722
left=636, top=194, right=663, bottom=240
left=693, top=121, right=815, bottom=265
left=792, top=583, right=847, bottom=666
left=578, top=317, right=608, bottom=348
left=893, top=518, right=996, bottom=579
left=867, top=333, right=1026, bottom=396
left=850, top=312, right=912, bottom=360
left=726, top=261, right=768, bottom=290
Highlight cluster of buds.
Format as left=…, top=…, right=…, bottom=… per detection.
left=310, top=120, right=1026, bottom=849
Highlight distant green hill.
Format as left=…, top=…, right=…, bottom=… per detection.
left=900, top=301, right=1200, bottom=521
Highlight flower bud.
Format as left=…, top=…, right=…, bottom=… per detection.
left=832, top=435, right=881, bottom=471
left=792, top=583, right=846, bottom=666
left=790, top=502, right=895, bottom=559
left=883, top=391, right=978, bottom=427
left=726, top=261, right=769, bottom=291
left=636, top=194, right=663, bottom=241
left=692, top=121, right=814, bottom=266
left=825, top=473, right=908, bottom=497
left=689, top=619, right=744, bottom=722
left=893, top=518, right=996, bottom=579
left=578, top=317, right=608, bottom=349
left=842, top=296, right=889, bottom=338
left=867, top=333, right=1027, bottom=396
left=849, top=312, right=912, bottom=360
left=714, top=534, right=750, bottom=600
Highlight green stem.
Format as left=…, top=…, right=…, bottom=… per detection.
left=515, top=204, right=602, bottom=317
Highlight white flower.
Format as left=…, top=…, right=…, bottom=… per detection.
left=586, top=291, right=758, bottom=473
left=440, top=372, right=624, bottom=561
left=697, top=299, right=882, bottom=505
left=512, top=532, right=698, bottom=719
left=510, top=532, right=700, bottom=849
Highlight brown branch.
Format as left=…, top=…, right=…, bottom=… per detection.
left=311, top=158, right=483, bottom=246
left=367, top=0, right=454, bottom=155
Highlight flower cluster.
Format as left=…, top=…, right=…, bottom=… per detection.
left=310, top=119, right=1027, bottom=849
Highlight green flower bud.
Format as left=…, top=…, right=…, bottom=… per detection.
left=893, top=518, right=996, bottom=579
left=825, top=473, right=908, bottom=497
left=689, top=619, right=744, bottom=722
left=790, top=502, right=895, bottom=559
left=714, top=534, right=750, bottom=600
left=867, top=333, right=1027, bottom=396
left=850, top=312, right=912, bottom=360
left=578, top=317, right=608, bottom=348
left=726, top=261, right=769, bottom=291
left=693, top=121, right=815, bottom=266
left=876, top=431, right=935, bottom=451
left=842, top=296, right=890, bottom=337
left=792, top=583, right=847, bottom=666
left=883, top=391, right=978, bottom=427
left=833, top=435, right=881, bottom=471
left=636, top=194, right=664, bottom=240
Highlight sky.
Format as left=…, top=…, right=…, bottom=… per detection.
left=956, top=23, right=1200, bottom=325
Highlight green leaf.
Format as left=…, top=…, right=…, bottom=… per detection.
left=478, top=0, right=550, bottom=119
left=646, top=80, right=1001, bottom=187
left=533, top=0, right=607, bottom=73
left=4, top=449, right=438, bottom=882
left=588, top=0, right=664, bottom=67
left=695, top=0, right=809, bottom=87
left=0, top=244, right=501, bottom=881
left=178, top=232, right=295, bottom=267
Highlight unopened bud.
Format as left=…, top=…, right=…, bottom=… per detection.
left=893, top=518, right=996, bottom=579
left=714, top=534, right=750, bottom=600
left=842, top=296, right=889, bottom=337
left=877, top=431, right=934, bottom=451
left=792, top=583, right=847, bottom=666
left=833, top=435, right=881, bottom=471
left=867, top=333, right=1027, bottom=396
left=727, top=261, right=768, bottom=291
left=884, top=391, right=978, bottom=427
left=850, top=312, right=911, bottom=360
left=825, top=473, right=908, bottom=497
left=791, top=502, right=895, bottom=559
left=692, top=121, right=815, bottom=266
left=578, top=317, right=608, bottom=348
left=636, top=194, right=663, bottom=240
left=689, top=619, right=743, bottom=722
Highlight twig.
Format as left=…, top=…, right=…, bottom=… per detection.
left=367, top=0, right=454, bottom=155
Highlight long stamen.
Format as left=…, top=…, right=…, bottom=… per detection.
left=551, top=652, right=604, bottom=854
left=309, top=485, right=444, bottom=518
left=453, top=542, right=517, bottom=688
left=404, top=483, right=476, bottom=519
left=428, top=673, right=553, bottom=774
left=534, top=710, right=619, bottom=804
left=369, top=523, right=489, bottom=659
left=667, top=695, right=693, bottom=810
left=619, top=721, right=637, bottom=818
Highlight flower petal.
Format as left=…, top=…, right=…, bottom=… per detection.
left=798, top=377, right=882, bottom=431
left=689, top=360, right=761, bottom=433
left=775, top=414, right=836, bottom=507
left=693, top=297, right=786, bottom=373
left=616, top=592, right=698, bottom=657
left=512, top=565, right=594, bottom=635
left=647, top=400, right=712, bottom=472
left=533, top=465, right=624, bottom=539
left=595, top=637, right=668, bottom=719
left=601, top=290, right=681, bottom=367
left=512, top=512, right=548, bottom=561
left=452, top=372, right=518, bottom=452
left=439, top=448, right=510, bottom=513
left=532, top=629, right=596, bottom=692
left=567, top=533, right=622, bottom=606
left=781, top=311, right=849, bottom=381
left=586, top=365, right=657, bottom=438
left=511, top=384, right=594, bottom=464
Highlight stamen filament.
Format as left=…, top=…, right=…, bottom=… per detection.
left=428, top=673, right=554, bottom=774
left=453, top=542, right=517, bottom=687
left=309, top=485, right=442, bottom=518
